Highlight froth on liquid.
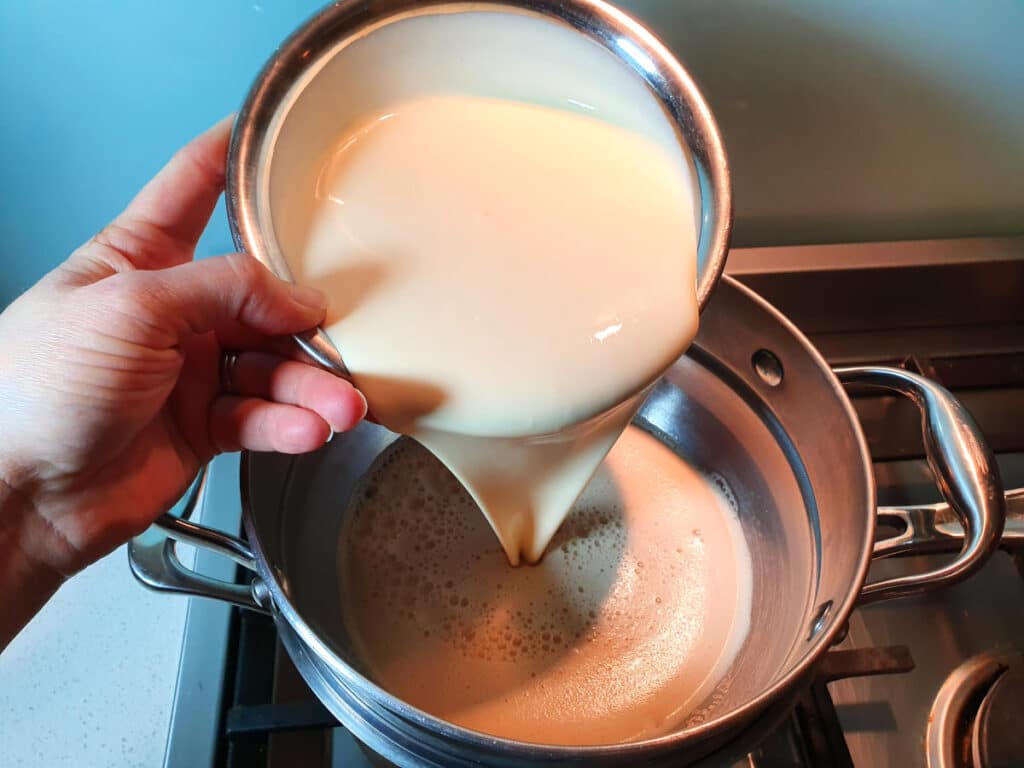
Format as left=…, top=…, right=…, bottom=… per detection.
left=338, top=427, right=753, bottom=745
left=283, top=10, right=700, bottom=564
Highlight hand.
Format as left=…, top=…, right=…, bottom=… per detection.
left=0, top=118, right=365, bottom=645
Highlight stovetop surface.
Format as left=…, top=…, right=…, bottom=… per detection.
left=832, top=456, right=1024, bottom=768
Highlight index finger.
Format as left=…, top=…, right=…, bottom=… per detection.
left=114, top=115, right=234, bottom=266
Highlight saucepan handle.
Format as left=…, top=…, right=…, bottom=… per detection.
left=834, top=366, right=1006, bottom=605
left=127, top=466, right=269, bottom=613
left=874, top=488, right=1023, bottom=556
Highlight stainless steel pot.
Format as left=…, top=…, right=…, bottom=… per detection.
left=129, top=276, right=1012, bottom=767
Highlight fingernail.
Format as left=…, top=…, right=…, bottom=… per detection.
left=326, top=388, right=368, bottom=433
left=288, top=283, right=328, bottom=311
left=355, top=388, right=369, bottom=422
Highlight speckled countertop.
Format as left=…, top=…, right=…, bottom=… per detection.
left=0, top=547, right=191, bottom=766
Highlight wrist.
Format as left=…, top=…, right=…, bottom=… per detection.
left=0, top=474, right=67, bottom=649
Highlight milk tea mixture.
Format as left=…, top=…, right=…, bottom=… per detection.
left=276, top=9, right=752, bottom=744
left=283, top=11, right=699, bottom=566
left=339, top=429, right=751, bottom=744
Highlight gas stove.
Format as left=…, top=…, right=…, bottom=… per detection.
left=163, top=237, right=1024, bottom=768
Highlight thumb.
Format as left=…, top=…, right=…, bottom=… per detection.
left=125, top=253, right=327, bottom=339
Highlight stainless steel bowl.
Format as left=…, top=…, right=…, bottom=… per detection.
left=223, top=0, right=732, bottom=376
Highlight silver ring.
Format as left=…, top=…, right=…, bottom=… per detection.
left=220, top=351, right=240, bottom=394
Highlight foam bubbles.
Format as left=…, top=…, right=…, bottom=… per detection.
left=707, top=471, right=739, bottom=513
left=336, top=428, right=753, bottom=745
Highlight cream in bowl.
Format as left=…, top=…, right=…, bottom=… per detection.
left=259, top=7, right=703, bottom=565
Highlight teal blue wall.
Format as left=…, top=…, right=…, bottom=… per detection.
left=2, top=1, right=1021, bottom=305
left=0, top=1, right=324, bottom=305
left=619, top=0, right=1024, bottom=246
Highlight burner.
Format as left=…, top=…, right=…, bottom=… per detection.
left=927, top=653, right=1024, bottom=768
left=972, top=664, right=1024, bottom=768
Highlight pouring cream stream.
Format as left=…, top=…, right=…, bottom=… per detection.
left=278, top=11, right=700, bottom=564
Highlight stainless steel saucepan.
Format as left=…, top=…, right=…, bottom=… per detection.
left=130, top=275, right=1012, bottom=767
